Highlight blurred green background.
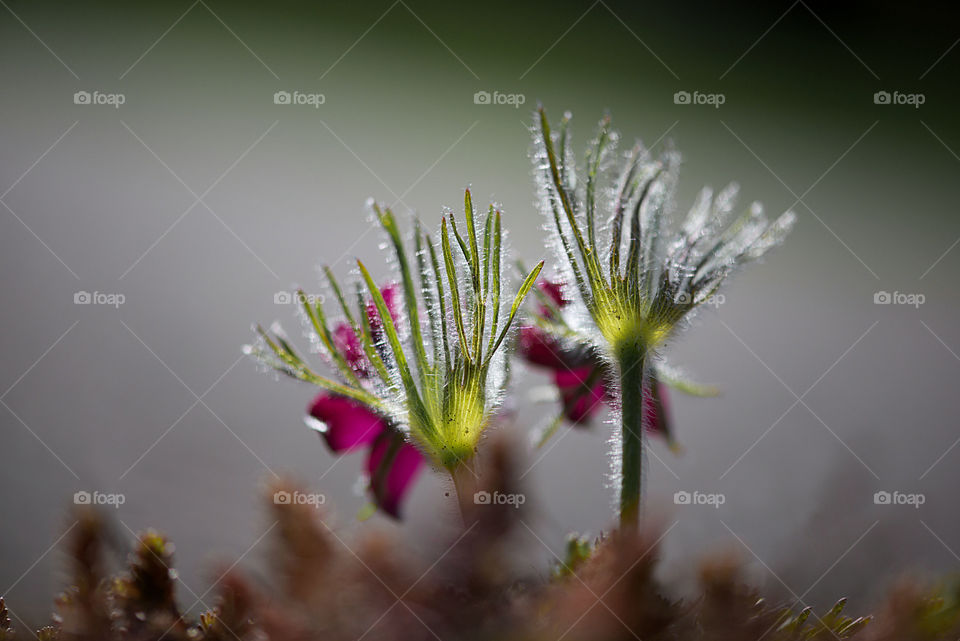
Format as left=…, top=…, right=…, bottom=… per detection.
left=1, top=0, right=958, bottom=627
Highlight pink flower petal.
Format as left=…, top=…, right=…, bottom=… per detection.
left=366, top=433, right=425, bottom=519
left=550, top=368, right=676, bottom=446
left=333, top=323, right=369, bottom=377
left=306, top=393, right=386, bottom=453
left=518, top=326, right=570, bottom=370
left=644, top=383, right=676, bottom=445
left=538, top=280, right=567, bottom=317
left=366, top=283, right=402, bottom=336
left=554, top=366, right=607, bottom=424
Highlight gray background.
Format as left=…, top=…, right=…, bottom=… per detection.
left=1, top=0, right=958, bottom=627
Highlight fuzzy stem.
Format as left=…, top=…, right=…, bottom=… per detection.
left=449, top=465, right=471, bottom=527
left=618, top=344, right=646, bottom=530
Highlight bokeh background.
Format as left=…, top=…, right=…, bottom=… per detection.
left=2, top=0, right=958, bottom=627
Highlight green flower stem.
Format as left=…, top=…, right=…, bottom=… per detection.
left=449, top=464, right=472, bottom=526
left=618, top=344, right=647, bottom=530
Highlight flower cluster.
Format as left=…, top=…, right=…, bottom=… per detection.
left=531, top=108, right=795, bottom=525
left=247, top=191, right=542, bottom=516
left=247, top=107, right=795, bottom=524
left=516, top=278, right=686, bottom=450
left=302, top=283, right=425, bottom=518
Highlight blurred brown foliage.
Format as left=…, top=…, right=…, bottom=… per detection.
left=3, top=438, right=959, bottom=641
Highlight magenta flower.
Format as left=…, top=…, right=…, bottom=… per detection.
left=249, top=194, right=544, bottom=513
left=332, top=324, right=369, bottom=378
left=304, top=283, right=425, bottom=519
left=551, top=366, right=607, bottom=424
left=307, top=392, right=423, bottom=518
left=364, top=283, right=400, bottom=337
left=518, top=280, right=677, bottom=447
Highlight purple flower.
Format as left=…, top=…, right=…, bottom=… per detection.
left=552, top=366, right=607, bottom=423
left=364, top=283, right=401, bottom=338
left=250, top=195, right=545, bottom=513
left=519, top=281, right=676, bottom=445
left=307, top=393, right=423, bottom=519
left=332, top=323, right=370, bottom=378
left=305, top=283, right=425, bottom=519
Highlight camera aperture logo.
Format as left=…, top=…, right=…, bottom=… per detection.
left=674, top=291, right=725, bottom=308
left=74, top=291, right=126, bottom=308
left=873, top=290, right=925, bottom=308
left=73, top=90, right=125, bottom=108
left=673, top=90, right=725, bottom=109
left=274, top=291, right=325, bottom=306
left=74, top=490, right=126, bottom=508
left=273, top=490, right=326, bottom=507
left=873, top=90, right=924, bottom=108
left=473, top=490, right=525, bottom=508
left=874, top=490, right=924, bottom=509
left=674, top=490, right=725, bottom=508
left=473, top=90, right=526, bottom=108
left=274, top=90, right=326, bottom=108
